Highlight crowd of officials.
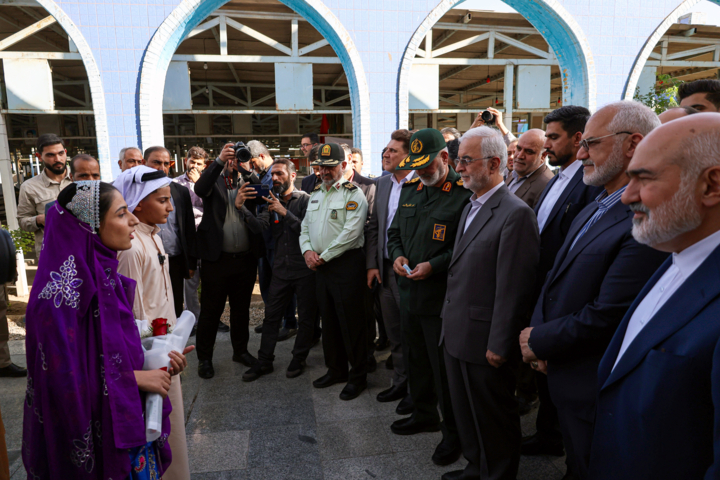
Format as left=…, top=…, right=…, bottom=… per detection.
left=2, top=77, right=720, bottom=479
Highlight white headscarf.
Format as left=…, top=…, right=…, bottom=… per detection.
left=113, top=165, right=172, bottom=213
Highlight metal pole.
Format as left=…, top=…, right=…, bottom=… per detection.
left=29, top=154, right=34, bottom=176
left=503, top=64, right=514, bottom=134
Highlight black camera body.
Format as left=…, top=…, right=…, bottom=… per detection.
left=481, top=110, right=496, bottom=125
left=233, top=141, right=252, bottom=163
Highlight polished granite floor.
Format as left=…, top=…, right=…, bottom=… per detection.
left=1, top=329, right=566, bottom=479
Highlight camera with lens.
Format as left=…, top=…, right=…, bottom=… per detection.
left=481, top=110, right=496, bottom=126
left=233, top=141, right=252, bottom=163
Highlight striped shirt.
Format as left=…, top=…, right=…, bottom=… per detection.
left=569, top=185, right=627, bottom=251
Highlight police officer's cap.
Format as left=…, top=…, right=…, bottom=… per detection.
left=311, top=143, right=345, bottom=166
left=397, top=128, right=447, bottom=171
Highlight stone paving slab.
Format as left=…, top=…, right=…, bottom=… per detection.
left=1, top=329, right=567, bottom=480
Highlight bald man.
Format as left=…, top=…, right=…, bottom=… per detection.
left=505, top=128, right=553, bottom=209
left=658, top=105, right=700, bottom=124
left=588, top=113, right=720, bottom=479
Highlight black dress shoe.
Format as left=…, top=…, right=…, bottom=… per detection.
left=521, top=434, right=564, bottom=456
left=218, top=322, right=230, bottom=333
left=286, top=358, right=306, bottom=378
left=312, top=372, right=348, bottom=389
left=441, top=469, right=466, bottom=480
left=396, top=394, right=414, bottom=415
left=232, top=352, right=258, bottom=367
left=198, top=360, right=214, bottom=379
left=390, top=417, right=441, bottom=435
left=339, top=382, right=367, bottom=401
left=385, top=355, right=394, bottom=370
left=242, top=363, right=273, bottom=382
left=277, top=327, right=297, bottom=342
left=367, top=355, right=377, bottom=373
left=0, top=363, right=27, bottom=378
left=432, top=438, right=462, bottom=466
left=377, top=384, right=407, bottom=403
left=375, top=338, right=389, bottom=351
left=254, top=324, right=263, bottom=333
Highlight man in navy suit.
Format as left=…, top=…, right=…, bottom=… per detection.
left=521, top=106, right=603, bottom=459
left=519, top=101, right=669, bottom=479
left=588, top=113, right=720, bottom=479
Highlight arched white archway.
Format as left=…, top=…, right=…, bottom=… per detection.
left=622, top=0, right=716, bottom=100
left=397, top=0, right=596, bottom=127
left=138, top=0, right=371, bottom=155
left=34, top=0, right=111, bottom=179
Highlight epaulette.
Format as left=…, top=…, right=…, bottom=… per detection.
left=344, top=182, right=358, bottom=190
left=456, top=179, right=464, bottom=186
left=403, top=177, right=421, bottom=187
left=313, top=183, right=322, bottom=192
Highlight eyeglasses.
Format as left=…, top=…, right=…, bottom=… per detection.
left=454, top=155, right=494, bottom=167
left=301, top=143, right=312, bottom=148
left=579, top=131, right=634, bottom=151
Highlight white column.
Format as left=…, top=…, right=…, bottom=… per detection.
left=503, top=64, right=514, bottom=133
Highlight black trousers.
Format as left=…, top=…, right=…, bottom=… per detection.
left=258, top=273, right=318, bottom=365
left=535, top=371, right=563, bottom=445
left=196, top=251, right=257, bottom=362
left=401, top=310, right=459, bottom=446
left=314, top=248, right=367, bottom=385
left=168, top=255, right=186, bottom=318
left=445, top=349, right=520, bottom=480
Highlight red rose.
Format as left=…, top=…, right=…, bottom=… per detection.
left=152, top=318, right=168, bottom=336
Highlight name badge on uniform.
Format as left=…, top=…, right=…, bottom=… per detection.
left=331, top=209, right=338, bottom=219
left=433, top=224, right=446, bottom=241
left=311, top=200, right=319, bottom=203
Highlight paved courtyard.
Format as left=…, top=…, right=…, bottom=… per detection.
left=1, top=327, right=567, bottom=479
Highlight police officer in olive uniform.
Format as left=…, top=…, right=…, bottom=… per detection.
left=300, top=143, right=370, bottom=401
left=387, top=128, right=471, bottom=466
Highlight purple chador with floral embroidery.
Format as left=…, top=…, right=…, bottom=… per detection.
left=22, top=197, right=172, bottom=479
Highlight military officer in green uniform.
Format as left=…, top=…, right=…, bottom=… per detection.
left=300, top=143, right=369, bottom=401
left=387, top=128, right=471, bottom=465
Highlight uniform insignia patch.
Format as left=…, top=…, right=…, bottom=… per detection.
left=398, top=156, right=410, bottom=168
left=313, top=183, right=322, bottom=191
left=346, top=201, right=358, bottom=211
left=433, top=224, right=447, bottom=241
left=442, top=182, right=452, bottom=192
left=417, top=183, right=423, bottom=191
left=406, top=177, right=420, bottom=185
left=456, top=179, right=464, bottom=186
left=402, top=203, right=415, bottom=208
left=331, top=209, right=338, bottom=219
left=411, top=138, right=423, bottom=154
left=343, top=183, right=357, bottom=190
left=322, top=144, right=331, bottom=156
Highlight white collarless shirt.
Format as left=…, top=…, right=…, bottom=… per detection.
left=536, top=160, right=582, bottom=232
left=463, top=181, right=504, bottom=233
left=384, top=170, right=414, bottom=258
left=613, top=228, right=720, bottom=370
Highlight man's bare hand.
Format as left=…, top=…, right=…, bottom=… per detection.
left=393, top=257, right=410, bottom=277
left=408, top=261, right=433, bottom=280
left=367, top=268, right=381, bottom=289
left=187, top=167, right=200, bottom=183
left=234, top=185, right=257, bottom=210
left=218, top=143, right=234, bottom=164
left=304, top=251, right=321, bottom=270
left=186, top=269, right=195, bottom=280
left=263, top=191, right=287, bottom=217
left=486, top=349, right=507, bottom=368
left=36, top=214, right=46, bottom=227
left=535, top=359, right=548, bottom=374
left=519, top=327, right=537, bottom=363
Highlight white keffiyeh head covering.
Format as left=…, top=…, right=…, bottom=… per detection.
left=113, top=165, right=171, bottom=213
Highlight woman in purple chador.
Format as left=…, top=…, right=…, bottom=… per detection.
left=23, top=181, right=186, bottom=479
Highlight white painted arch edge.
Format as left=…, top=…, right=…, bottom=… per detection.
left=33, top=0, right=111, bottom=179
left=397, top=0, right=597, bottom=128
left=138, top=0, right=372, bottom=157
left=622, top=0, right=704, bottom=101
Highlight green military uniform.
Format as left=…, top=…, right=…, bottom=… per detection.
left=386, top=129, right=471, bottom=448
left=299, top=143, right=369, bottom=391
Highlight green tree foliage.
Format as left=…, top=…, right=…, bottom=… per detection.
left=634, top=73, right=683, bottom=114
left=1, top=225, right=34, bottom=255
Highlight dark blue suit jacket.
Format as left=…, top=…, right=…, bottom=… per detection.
left=529, top=197, right=668, bottom=421
left=589, top=243, right=720, bottom=480
left=533, top=166, right=603, bottom=293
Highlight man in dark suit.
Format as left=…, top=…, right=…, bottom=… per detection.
left=589, top=113, right=720, bottom=479
left=367, top=129, right=416, bottom=408
left=193, top=143, right=266, bottom=379
left=143, top=146, right=198, bottom=318
left=519, top=101, right=669, bottom=479
left=441, top=127, right=540, bottom=480
left=300, top=133, right=320, bottom=194
left=506, top=129, right=554, bottom=209
left=522, top=107, right=603, bottom=459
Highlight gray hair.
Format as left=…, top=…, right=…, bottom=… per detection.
left=459, top=126, right=508, bottom=171
left=119, top=147, right=141, bottom=161
left=339, top=144, right=353, bottom=172
left=246, top=140, right=271, bottom=159
left=441, top=127, right=461, bottom=140
left=601, top=100, right=661, bottom=137
left=676, top=130, right=720, bottom=182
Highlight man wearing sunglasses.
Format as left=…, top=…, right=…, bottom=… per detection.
left=519, top=101, right=669, bottom=479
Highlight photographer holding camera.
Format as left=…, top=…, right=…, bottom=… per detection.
left=470, top=107, right=517, bottom=146
left=193, top=142, right=267, bottom=379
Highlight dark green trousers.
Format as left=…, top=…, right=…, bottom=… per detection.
left=400, top=310, right=459, bottom=445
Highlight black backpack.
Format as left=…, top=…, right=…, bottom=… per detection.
left=0, top=229, right=17, bottom=284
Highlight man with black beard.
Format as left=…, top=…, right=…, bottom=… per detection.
left=243, top=159, right=318, bottom=381
left=17, top=134, right=73, bottom=259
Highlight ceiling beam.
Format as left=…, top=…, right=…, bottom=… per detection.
left=173, top=54, right=341, bottom=64
left=0, top=15, right=56, bottom=51
left=0, top=11, right=63, bottom=50
left=439, top=34, right=532, bottom=81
